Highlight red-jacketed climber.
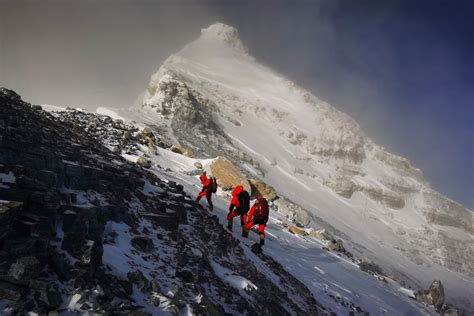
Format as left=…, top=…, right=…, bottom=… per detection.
left=195, top=171, right=217, bottom=211
left=226, top=185, right=250, bottom=232
left=243, top=196, right=269, bottom=246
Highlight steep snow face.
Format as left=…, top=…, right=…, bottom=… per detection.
left=137, top=23, right=473, bottom=309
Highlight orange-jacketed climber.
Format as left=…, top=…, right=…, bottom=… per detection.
left=243, top=196, right=269, bottom=246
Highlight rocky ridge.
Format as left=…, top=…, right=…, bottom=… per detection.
left=0, top=88, right=333, bottom=315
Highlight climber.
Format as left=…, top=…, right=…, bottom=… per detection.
left=226, top=185, right=250, bottom=232
left=243, top=196, right=269, bottom=246
left=195, top=171, right=217, bottom=211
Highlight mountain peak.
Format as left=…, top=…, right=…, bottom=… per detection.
left=199, top=22, right=248, bottom=54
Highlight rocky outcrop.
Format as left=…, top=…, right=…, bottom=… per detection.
left=0, top=88, right=328, bottom=314
left=423, top=192, right=473, bottom=234
left=249, top=178, right=278, bottom=200
left=136, top=156, right=152, bottom=169
left=415, top=279, right=445, bottom=309
left=273, top=197, right=311, bottom=227
left=207, top=157, right=251, bottom=192
left=323, top=178, right=405, bottom=209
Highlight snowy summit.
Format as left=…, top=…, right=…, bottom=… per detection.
left=115, top=22, right=473, bottom=312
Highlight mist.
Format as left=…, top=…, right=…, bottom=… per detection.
left=1, top=0, right=472, bottom=209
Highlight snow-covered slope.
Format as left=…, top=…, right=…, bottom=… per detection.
left=114, top=23, right=473, bottom=310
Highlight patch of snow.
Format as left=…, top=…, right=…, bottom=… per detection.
left=0, top=171, right=15, bottom=184
left=96, top=107, right=127, bottom=121
left=210, top=260, right=258, bottom=294
left=40, top=104, right=67, bottom=112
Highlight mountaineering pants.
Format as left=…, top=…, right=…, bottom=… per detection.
left=196, top=189, right=213, bottom=210
left=243, top=218, right=266, bottom=241
left=227, top=210, right=247, bottom=226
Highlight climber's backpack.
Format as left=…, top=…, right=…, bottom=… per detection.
left=254, top=197, right=269, bottom=220
left=238, top=190, right=250, bottom=214
left=211, top=177, right=218, bottom=193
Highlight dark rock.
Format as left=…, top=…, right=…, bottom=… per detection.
left=176, top=269, right=194, bottom=283
left=13, top=219, right=36, bottom=237
left=117, top=279, right=134, bottom=297
left=441, top=304, right=464, bottom=316
left=142, top=213, right=178, bottom=230
left=8, top=256, right=43, bottom=282
left=36, top=170, right=58, bottom=188
left=0, top=201, right=22, bottom=238
left=0, top=279, right=27, bottom=301
left=3, top=237, right=36, bottom=256
left=62, top=231, right=86, bottom=257
left=127, top=270, right=150, bottom=292
left=31, top=280, right=62, bottom=310
left=16, top=175, right=47, bottom=191
left=48, top=251, right=73, bottom=280
left=62, top=210, right=78, bottom=232
left=80, top=239, right=103, bottom=277
left=131, top=236, right=154, bottom=253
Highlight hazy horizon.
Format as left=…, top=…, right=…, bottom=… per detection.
left=1, top=0, right=473, bottom=209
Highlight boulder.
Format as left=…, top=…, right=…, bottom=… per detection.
left=415, top=279, right=445, bottom=309
left=249, top=179, right=278, bottom=200
left=62, top=210, right=78, bottom=232
left=137, top=156, right=152, bottom=169
left=127, top=270, right=150, bottom=292
left=307, top=228, right=324, bottom=240
left=320, top=230, right=336, bottom=243
left=208, top=157, right=250, bottom=192
left=359, top=261, right=384, bottom=275
left=273, top=198, right=311, bottom=227
left=8, top=256, right=43, bottom=283
left=328, top=239, right=345, bottom=252
left=288, top=226, right=305, bottom=235
left=194, top=161, right=203, bottom=170
left=30, top=280, right=62, bottom=310
left=171, top=144, right=195, bottom=158
left=131, top=236, right=154, bottom=253
left=170, top=145, right=184, bottom=154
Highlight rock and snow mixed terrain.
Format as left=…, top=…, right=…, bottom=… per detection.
left=0, top=89, right=327, bottom=315
left=113, top=23, right=473, bottom=311
left=0, top=22, right=472, bottom=315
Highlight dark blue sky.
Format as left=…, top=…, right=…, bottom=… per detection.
left=1, top=0, right=473, bottom=208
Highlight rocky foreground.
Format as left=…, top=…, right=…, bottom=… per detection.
left=0, top=88, right=330, bottom=314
